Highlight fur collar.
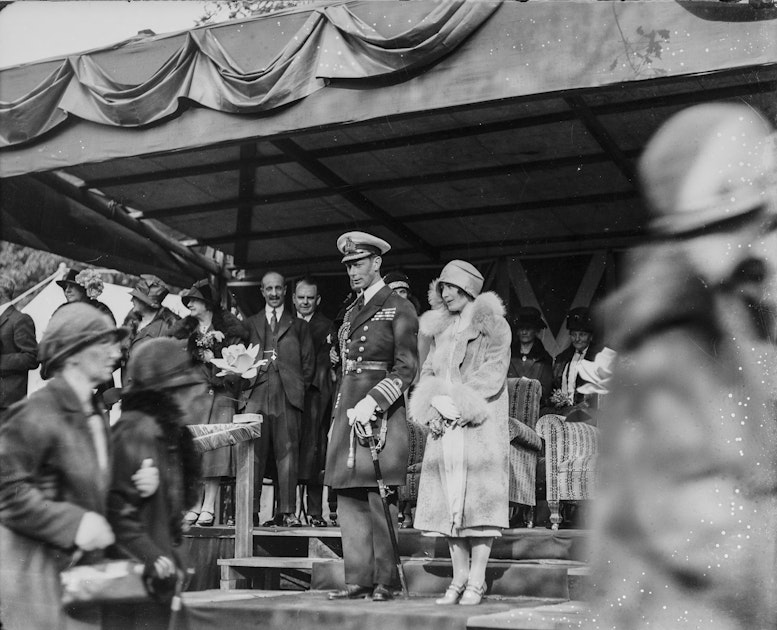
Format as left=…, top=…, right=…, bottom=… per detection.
left=419, top=279, right=505, bottom=338
left=171, top=310, right=248, bottom=343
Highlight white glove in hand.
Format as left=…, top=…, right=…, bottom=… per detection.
left=431, top=395, right=461, bottom=422
left=348, top=395, right=378, bottom=439
left=153, top=555, right=177, bottom=579
left=74, top=512, right=115, bottom=551
left=132, top=458, right=159, bottom=498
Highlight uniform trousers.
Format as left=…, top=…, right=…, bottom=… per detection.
left=252, top=368, right=300, bottom=514
left=337, top=487, right=398, bottom=587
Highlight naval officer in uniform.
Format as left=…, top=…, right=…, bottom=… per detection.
left=325, top=232, right=419, bottom=602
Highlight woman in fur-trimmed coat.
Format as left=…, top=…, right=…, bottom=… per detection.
left=410, top=260, right=511, bottom=606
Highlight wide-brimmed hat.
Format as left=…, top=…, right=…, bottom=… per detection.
left=566, top=307, right=593, bottom=333
left=383, top=271, right=411, bottom=292
left=181, top=279, right=217, bottom=309
left=130, top=275, right=169, bottom=309
left=124, top=338, right=205, bottom=393
left=39, top=303, right=128, bottom=379
left=641, top=103, right=776, bottom=237
left=513, top=306, right=546, bottom=330
left=55, top=268, right=81, bottom=289
left=337, top=231, right=391, bottom=263
left=437, top=260, right=484, bottom=298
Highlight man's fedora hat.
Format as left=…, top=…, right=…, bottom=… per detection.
left=513, top=306, right=547, bottom=330
left=39, top=303, right=128, bottom=379
left=337, top=231, right=391, bottom=263
left=130, top=275, right=170, bottom=309
left=180, top=279, right=217, bottom=309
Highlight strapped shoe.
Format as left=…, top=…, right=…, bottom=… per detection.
left=282, top=513, right=302, bottom=527
left=435, top=582, right=466, bottom=605
left=372, top=584, right=393, bottom=602
left=459, top=582, right=486, bottom=606
left=328, top=584, right=372, bottom=600
left=309, top=515, right=327, bottom=528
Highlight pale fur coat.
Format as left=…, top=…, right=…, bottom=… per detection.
left=410, top=282, right=511, bottom=535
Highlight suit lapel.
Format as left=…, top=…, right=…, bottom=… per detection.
left=350, top=286, right=390, bottom=333
left=0, top=306, right=13, bottom=329
left=275, top=309, right=293, bottom=340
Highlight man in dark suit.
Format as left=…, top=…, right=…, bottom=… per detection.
left=325, top=232, right=418, bottom=602
left=0, top=278, right=39, bottom=414
left=244, top=271, right=315, bottom=527
left=292, top=277, right=333, bottom=527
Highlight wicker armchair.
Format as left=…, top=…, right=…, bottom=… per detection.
left=536, top=414, right=599, bottom=529
left=507, top=378, right=543, bottom=523
left=397, top=418, right=429, bottom=525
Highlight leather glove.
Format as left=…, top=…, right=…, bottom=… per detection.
left=431, top=395, right=461, bottom=423
left=74, top=512, right=115, bottom=551
left=132, top=459, right=159, bottom=498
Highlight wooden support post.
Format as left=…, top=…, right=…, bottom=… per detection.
left=235, top=439, right=255, bottom=558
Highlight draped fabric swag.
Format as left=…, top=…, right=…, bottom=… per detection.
left=0, top=1, right=499, bottom=148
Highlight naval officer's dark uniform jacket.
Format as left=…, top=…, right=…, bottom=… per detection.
left=324, top=284, right=418, bottom=587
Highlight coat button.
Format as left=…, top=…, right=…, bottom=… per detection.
left=360, top=336, right=366, bottom=341
left=363, top=325, right=369, bottom=331
left=359, top=346, right=365, bottom=352
left=356, top=368, right=362, bottom=374
left=357, top=356, right=363, bottom=362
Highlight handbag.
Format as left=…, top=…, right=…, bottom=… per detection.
left=60, top=555, right=150, bottom=607
left=61, top=545, right=180, bottom=607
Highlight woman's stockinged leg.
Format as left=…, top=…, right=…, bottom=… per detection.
left=468, top=537, right=493, bottom=587
left=448, top=537, right=471, bottom=586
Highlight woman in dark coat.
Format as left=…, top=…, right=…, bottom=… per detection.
left=507, top=306, right=553, bottom=408
left=0, top=303, right=126, bottom=630
left=56, top=268, right=115, bottom=323
left=171, top=280, right=248, bottom=526
left=410, top=260, right=511, bottom=607
left=105, top=338, right=205, bottom=630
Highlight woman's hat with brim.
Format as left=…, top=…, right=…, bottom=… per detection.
left=39, top=303, right=128, bottom=380
left=641, top=103, right=777, bottom=237
left=513, top=306, right=547, bottom=330
left=124, top=338, right=205, bottom=393
left=181, top=279, right=216, bottom=309
left=383, top=271, right=411, bottom=292
left=437, top=260, right=484, bottom=298
left=130, top=275, right=169, bottom=309
left=55, top=268, right=80, bottom=289
left=566, top=307, right=593, bottom=333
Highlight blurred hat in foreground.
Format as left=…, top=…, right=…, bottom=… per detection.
left=39, top=303, right=128, bottom=379
left=124, top=338, right=204, bottom=393
left=641, top=103, right=776, bottom=237
left=337, top=231, right=391, bottom=263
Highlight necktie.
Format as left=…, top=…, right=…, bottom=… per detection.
left=270, top=308, right=277, bottom=332
left=354, top=294, right=365, bottom=313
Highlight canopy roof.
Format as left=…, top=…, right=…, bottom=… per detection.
left=1, top=0, right=775, bottom=283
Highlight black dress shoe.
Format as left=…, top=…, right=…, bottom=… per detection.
left=328, top=584, right=372, bottom=600
left=372, top=584, right=393, bottom=602
left=261, top=516, right=278, bottom=527
left=309, top=515, right=327, bottom=528
left=281, top=513, right=302, bottom=527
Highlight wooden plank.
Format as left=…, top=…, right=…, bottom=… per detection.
left=218, top=557, right=341, bottom=569
left=234, top=439, right=255, bottom=559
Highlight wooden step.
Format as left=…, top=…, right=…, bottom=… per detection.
left=218, top=556, right=341, bottom=590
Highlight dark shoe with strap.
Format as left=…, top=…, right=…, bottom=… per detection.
left=328, top=584, right=372, bottom=600
left=309, top=515, right=327, bottom=528
left=371, top=584, right=394, bottom=602
left=282, top=513, right=302, bottom=527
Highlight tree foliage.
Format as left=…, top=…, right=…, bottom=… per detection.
left=195, top=1, right=313, bottom=26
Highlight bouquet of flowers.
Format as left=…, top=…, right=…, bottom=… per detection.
left=75, top=269, right=104, bottom=299
left=550, top=388, right=574, bottom=409
left=210, top=343, right=268, bottom=411
left=194, top=329, right=225, bottom=363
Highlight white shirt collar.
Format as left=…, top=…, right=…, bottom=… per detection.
left=362, top=279, right=385, bottom=305
left=265, top=304, right=284, bottom=321
left=297, top=312, right=313, bottom=322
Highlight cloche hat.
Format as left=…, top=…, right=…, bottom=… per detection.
left=437, top=260, right=484, bottom=298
